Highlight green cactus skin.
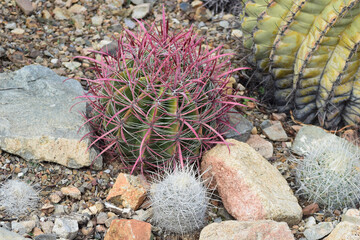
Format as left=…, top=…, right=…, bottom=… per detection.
left=241, top=0, right=360, bottom=128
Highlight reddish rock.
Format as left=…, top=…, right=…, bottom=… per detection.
left=341, top=129, right=360, bottom=147
left=15, top=0, right=34, bottom=15
left=199, top=220, right=295, bottom=240
left=32, top=227, right=43, bottom=237
left=61, top=186, right=81, bottom=200
left=302, top=203, right=320, bottom=216
left=246, top=135, right=273, bottom=159
left=291, top=125, right=302, bottom=132
left=201, top=139, right=302, bottom=226
left=271, top=113, right=287, bottom=121
left=104, top=219, right=151, bottom=240
left=106, top=173, right=147, bottom=210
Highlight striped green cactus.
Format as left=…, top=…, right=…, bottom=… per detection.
left=241, top=0, right=360, bottom=128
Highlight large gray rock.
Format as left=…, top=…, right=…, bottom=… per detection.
left=0, top=65, right=102, bottom=169
left=0, top=227, right=29, bottom=240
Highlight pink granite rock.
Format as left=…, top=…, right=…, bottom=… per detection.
left=201, top=139, right=302, bottom=226
left=199, top=220, right=295, bottom=240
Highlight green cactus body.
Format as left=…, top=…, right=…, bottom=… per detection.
left=242, top=0, right=360, bottom=128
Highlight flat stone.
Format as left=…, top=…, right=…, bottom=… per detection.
left=226, top=112, right=253, bottom=142
left=303, top=222, right=333, bottom=240
left=219, top=20, right=230, bottom=29
left=231, top=29, right=243, bottom=38
left=194, top=6, right=212, bottom=22
left=246, top=135, right=273, bottom=159
left=106, top=0, right=124, bottom=8
left=11, top=220, right=36, bottom=235
left=199, top=220, right=295, bottom=240
left=70, top=15, right=85, bottom=29
left=133, top=208, right=153, bottom=222
left=52, top=218, right=78, bottom=240
left=68, top=4, right=86, bottom=14
left=0, top=65, right=102, bottom=169
left=15, top=0, right=34, bottom=15
left=96, top=212, right=108, bottom=224
left=61, top=186, right=81, bottom=200
left=11, top=28, right=25, bottom=34
left=106, top=173, right=147, bottom=210
left=132, top=3, right=151, bottom=19
left=5, top=22, right=17, bottom=29
left=131, top=0, right=144, bottom=4
left=39, top=221, right=54, bottom=234
left=324, top=222, right=360, bottom=240
left=0, top=227, right=28, bottom=240
left=104, top=219, right=151, bottom=240
left=91, top=16, right=103, bottom=26
left=201, top=139, right=302, bottom=226
left=34, top=234, right=57, bottom=240
left=292, top=125, right=354, bottom=155
left=302, top=203, right=320, bottom=216
left=124, top=18, right=136, bottom=29
left=53, top=7, right=69, bottom=20
left=261, top=120, right=288, bottom=141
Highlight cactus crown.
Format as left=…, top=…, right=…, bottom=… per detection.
left=290, top=135, right=360, bottom=210
left=149, top=165, right=211, bottom=234
left=241, top=0, right=360, bottom=128
left=0, top=179, right=39, bottom=217
left=77, top=10, right=250, bottom=173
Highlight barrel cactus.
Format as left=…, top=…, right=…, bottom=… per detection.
left=241, top=0, right=360, bottom=128
left=77, top=12, right=250, bottom=173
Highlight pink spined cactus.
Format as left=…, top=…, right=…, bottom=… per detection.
left=75, top=10, right=252, bottom=173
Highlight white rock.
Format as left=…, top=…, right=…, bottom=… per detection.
left=231, top=29, right=243, bottom=38
left=131, top=0, right=144, bottom=4
left=91, top=15, right=103, bottom=26
left=62, top=61, right=81, bottom=71
left=53, top=7, right=69, bottom=20
left=52, top=218, right=79, bottom=240
left=5, top=22, right=16, bottom=29
left=132, top=3, right=151, bottom=19
left=11, top=28, right=25, bottom=34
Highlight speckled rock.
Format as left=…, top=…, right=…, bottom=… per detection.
left=199, top=220, right=295, bottom=240
left=201, top=139, right=302, bottom=225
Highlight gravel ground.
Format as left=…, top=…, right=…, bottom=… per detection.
left=0, top=0, right=354, bottom=239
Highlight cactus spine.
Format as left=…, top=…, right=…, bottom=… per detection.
left=241, top=0, right=360, bottom=128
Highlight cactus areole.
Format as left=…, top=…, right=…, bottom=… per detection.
left=76, top=11, right=251, bottom=173
left=241, top=0, right=360, bottom=128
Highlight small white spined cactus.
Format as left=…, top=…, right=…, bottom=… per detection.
left=0, top=179, right=39, bottom=217
left=149, top=165, right=211, bottom=234
left=290, top=135, right=360, bottom=210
